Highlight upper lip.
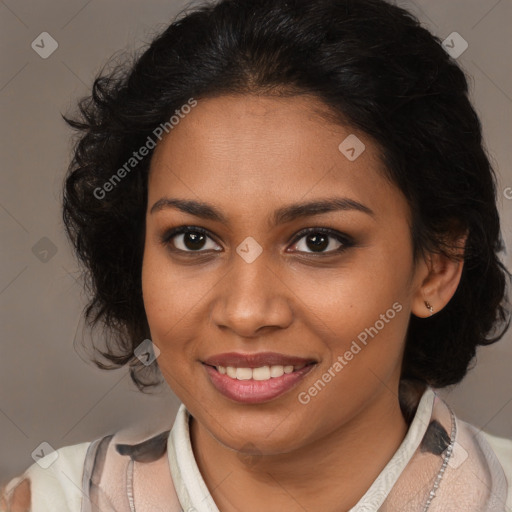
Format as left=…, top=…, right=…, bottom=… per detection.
left=202, top=352, right=317, bottom=368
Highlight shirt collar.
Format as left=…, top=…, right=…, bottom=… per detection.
left=167, top=387, right=436, bottom=512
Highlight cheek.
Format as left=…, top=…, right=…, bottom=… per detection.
left=302, top=250, right=411, bottom=374
left=141, top=245, right=183, bottom=344
left=316, top=286, right=407, bottom=368
left=141, top=251, right=192, bottom=391
left=141, top=249, right=166, bottom=329
left=303, top=258, right=405, bottom=326
left=141, top=244, right=214, bottom=353
left=297, top=282, right=408, bottom=421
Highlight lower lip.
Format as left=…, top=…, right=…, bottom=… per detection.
left=203, top=363, right=316, bottom=404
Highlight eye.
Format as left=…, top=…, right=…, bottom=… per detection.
left=161, top=226, right=353, bottom=256
left=288, top=227, right=353, bottom=254
left=161, top=226, right=222, bottom=253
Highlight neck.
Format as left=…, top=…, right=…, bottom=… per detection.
left=190, top=386, right=414, bottom=512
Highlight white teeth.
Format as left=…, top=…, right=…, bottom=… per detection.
left=252, top=366, right=270, bottom=380
left=269, top=365, right=284, bottom=377
left=236, top=368, right=253, bottom=380
left=215, top=364, right=310, bottom=381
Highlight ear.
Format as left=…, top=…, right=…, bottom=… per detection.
left=411, top=231, right=468, bottom=318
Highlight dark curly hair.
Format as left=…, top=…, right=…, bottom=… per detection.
left=62, top=0, right=511, bottom=393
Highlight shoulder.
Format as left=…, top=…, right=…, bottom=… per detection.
left=455, top=417, right=512, bottom=510
left=481, top=430, right=512, bottom=470
left=1, top=441, right=91, bottom=511
left=1, top=422, right=178, bottom=512
left=418, top=392, right=512, bottom=510
left=480, top=430, right=512, bottom=509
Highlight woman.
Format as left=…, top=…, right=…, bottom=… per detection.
left=2, top=0, right=511, bottom=510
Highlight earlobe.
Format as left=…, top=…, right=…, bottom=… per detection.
left=411, top=233, right=467, bottom=318
left=424, top=300, right=434, bottom=316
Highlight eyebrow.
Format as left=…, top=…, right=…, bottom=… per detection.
left=149, top=196, right=375, bottom=226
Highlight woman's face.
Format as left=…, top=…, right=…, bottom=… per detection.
left=142, top=93, right=427, bottom=454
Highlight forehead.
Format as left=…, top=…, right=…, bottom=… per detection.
left=147, top=94, right=407, bottom=223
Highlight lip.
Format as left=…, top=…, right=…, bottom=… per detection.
left=203, top=363, right=316, bottom=404
left=202, top=351, right=317, bottom=368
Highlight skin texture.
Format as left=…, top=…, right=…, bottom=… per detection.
left=0, top=478, right=31, bottom=511
left=142, top=93, right=465, bottom=512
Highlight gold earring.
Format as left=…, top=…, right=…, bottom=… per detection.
left=424, top=300, right=434, bottom=316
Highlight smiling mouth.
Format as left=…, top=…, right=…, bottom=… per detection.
left=203, top=362, right=316, bottom=381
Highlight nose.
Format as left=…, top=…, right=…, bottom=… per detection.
left=210, top=251, right=294, bottom=338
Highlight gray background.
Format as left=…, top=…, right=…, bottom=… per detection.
left=1, top=0, right=511, bottom=483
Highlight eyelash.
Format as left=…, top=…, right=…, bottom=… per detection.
left=160, top=225, right=354, bottom=256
